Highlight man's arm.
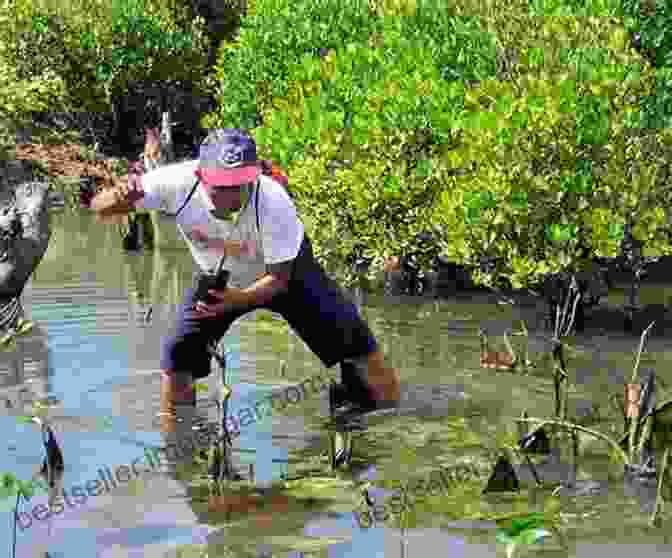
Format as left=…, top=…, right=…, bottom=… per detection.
left=237, top=260, right=294, bottom=306
left=90, top=174, right=144, bottom=216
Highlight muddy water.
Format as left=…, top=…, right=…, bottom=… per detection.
left=1, top=211, right=672, bottom=557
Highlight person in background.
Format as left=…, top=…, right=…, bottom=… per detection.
left=90, top=128, right=401, bottom=432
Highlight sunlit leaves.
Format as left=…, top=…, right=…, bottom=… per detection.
left=1, top=0, right=209, bottom=125
left=526, top=46, right=545, bottom=68
left=0, top=472, right=17, bottom=499
left=0, top=472, right=48, bottom=511
left=430, top=13, right=671, bottom=289
left=0, top=318, right=34, bottom=351
left=498, top=527, right=552, bottom=558
left=198, top=1, right=672, bottom=291
left=545, top=223, right=578, bottom=244
left=509, top=191, right=528, bottom=211
left=526, top=94, right=546, bottom=115
left=194, top=383, right=209, bottom=394
left=495, top=510, right=562, bottom=558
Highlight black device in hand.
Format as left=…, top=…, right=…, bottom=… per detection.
left=194, top=269, right=230, bottom=304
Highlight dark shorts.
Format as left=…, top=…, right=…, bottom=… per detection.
left=160, top=235, right=378, bottom=379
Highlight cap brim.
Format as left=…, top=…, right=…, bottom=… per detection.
left=199, top=166, right=258, bottom=187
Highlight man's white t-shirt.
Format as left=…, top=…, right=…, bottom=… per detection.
left=135, top=160, right=304, bottom=289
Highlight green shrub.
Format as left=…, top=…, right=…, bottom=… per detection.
left=620, top=0, right=672, bottom=68
left=429, top=14, right=672, bottom=290
left=95, top=0, right=210, bottom=96
left=205, top=0, right=672, bottom=292
left=614, top=0, right=672, bottom=148
left=203, top=0, right=499, bottom=283
left=0, top=0, right=211, bottom=122
left=0, top=1, right=67, bottom=119
left=14, top=12, right=68, bottom=82
left=0, top=1, right=68, bottom=156
left=203, top=0, right=386, bottom=131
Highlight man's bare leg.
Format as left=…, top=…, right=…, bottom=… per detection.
left=362, top=350, right=401, bottom=403
left=156, top=371, right=199, bottom=472
left=335, top=350, right=401, bottom=412
left=159, top=370, right=196, bottom=432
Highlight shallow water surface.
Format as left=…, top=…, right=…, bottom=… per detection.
left=2, top=212, right=672, bottom=557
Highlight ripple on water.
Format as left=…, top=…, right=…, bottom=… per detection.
left=6, top=219, right=672, bottom=555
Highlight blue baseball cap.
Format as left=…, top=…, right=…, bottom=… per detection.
left=196, top=128, right=259, bottom=187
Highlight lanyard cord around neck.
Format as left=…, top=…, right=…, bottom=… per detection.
left=172, top=171, right=259, bottom=274
left=211, top=181, right=257, bottom=275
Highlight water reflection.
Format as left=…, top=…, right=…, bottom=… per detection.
left=4, top=212, right=672, bottom=556
left=0, top=308, right=54, bottom=413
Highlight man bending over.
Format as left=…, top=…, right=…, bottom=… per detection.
left=91, top=129, right=401, bottom=431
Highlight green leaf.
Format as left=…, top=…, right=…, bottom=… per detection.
left=510, top=110, right=528, bottom=129
left=496, top=94, right=514, bottom=115
left=546, top=223, right=576, bottom=243
left=1, top=472, right=17, bottom=488
left=527, top=95, right=545, bottom=114
left=194, top=382, right=209, bottom=394
left=481, top=191, right=497, bottom=210
left=497, top=127, right=514, bottom=146
left=415, top=159, right=433, bottom=178
left=0, top=484, right=16, bottom=501
left=517, top=527, right=552, bottom=546
left=502, top=512, right=547, bottom=537
left=527, top=46, right=545, bottom=67
left=510, top=191, right=528, bottom=209
left=496, top=531, right=516, bottom=545
left=608, top=222, right=625, bottom=241
left=479, top=112, right=499, bottom=129
left=0, top=473, right=17, bottom=498
left=16, top=479, right=36, bottom=499
left=16, top=319, right=33, bottom=335
left=0, top=333, right=14, bottom=346
left=465, top=206, right=481, bottom=224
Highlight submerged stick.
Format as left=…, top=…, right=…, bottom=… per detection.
left=554, top=370, right=562, bottom=420
left=523, top=453, right=542, bottom=486
left=564, top=374, right=569, bottom=423
left=511, top=320, right=532, bottom=371
left=631, top=321, right=656, bottom=384
left=517, top=410, right=528, bottom=442
left=566, top=427, right=580, bottom=489
left=610, top=393, right=627, bottom=433
left=561, top=281, right=581, bottom=338
left=552, top=341, right=569, bottom=421
left=628, top=321, right=656, bottom=465
left=650, top=445, right=670, bottom=527
left=521, top=320, right=530, bottom=370
left=636, top=413, right=654, bottom=469
left=502, top=330, right=517, bottom=368
left=516, top=417, right=630, bottom=467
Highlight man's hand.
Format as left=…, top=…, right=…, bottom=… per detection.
left=189, top=265, right=293, bottom=319
left=190, top=288, right=246, bottom=320
left=91, top=173, right=144, bottom=216
left=121, top=171, right=144, bottom=205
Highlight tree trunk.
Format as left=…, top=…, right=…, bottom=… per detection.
left=0, top=162, right=51, bottom=302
